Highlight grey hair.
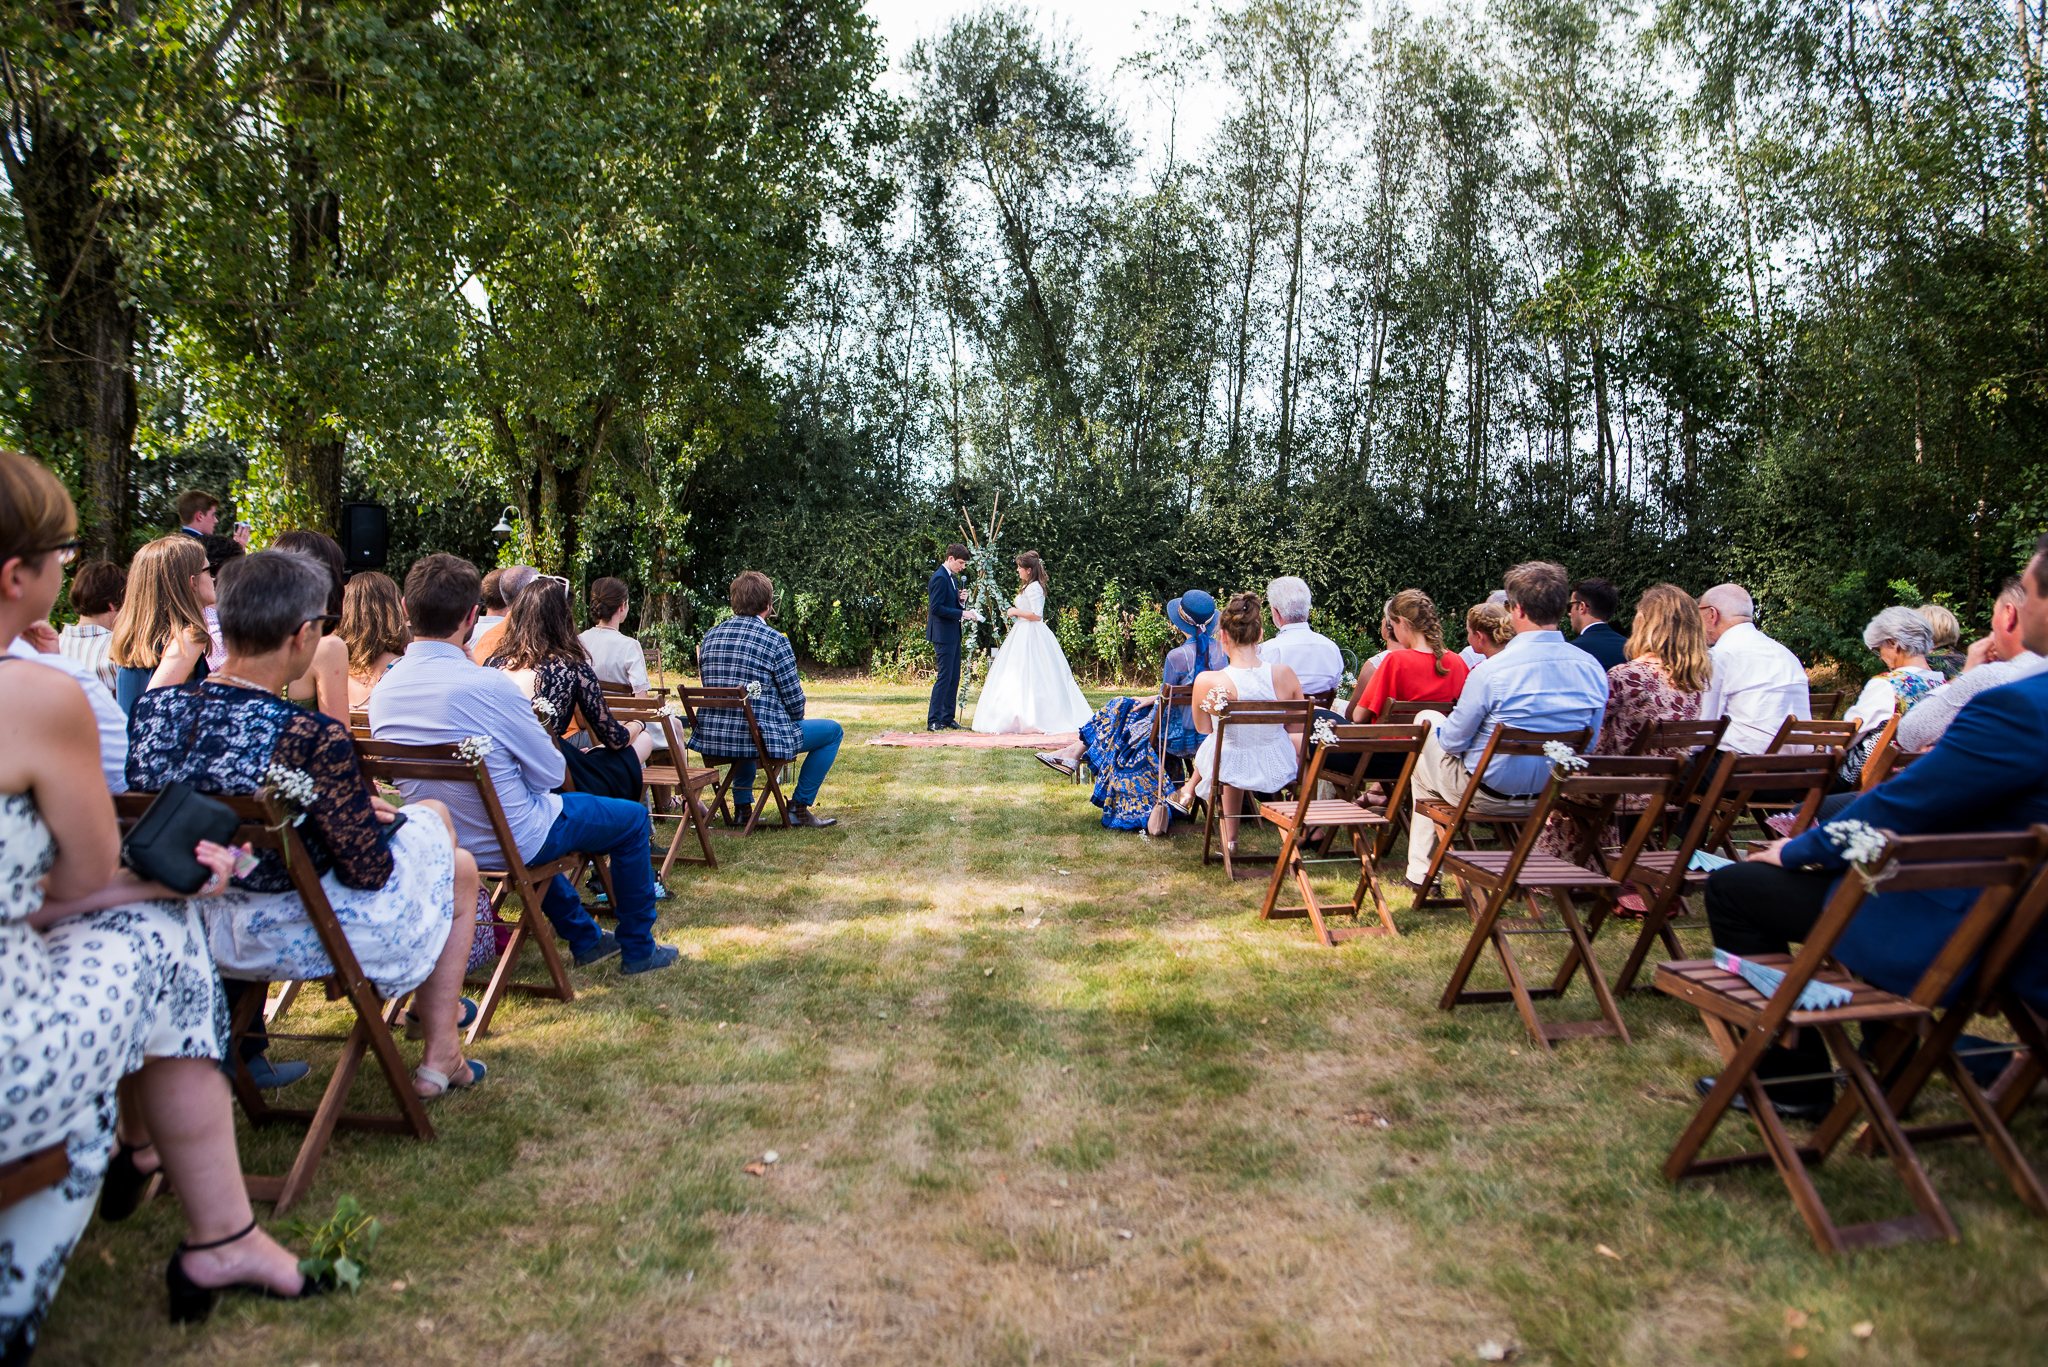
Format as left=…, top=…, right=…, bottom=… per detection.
left=1864, top=605, right=1934, bottom=657
left=1698, top=583, right=1754, bottom=621
left=215, top=550, right=334, bottom=654
left=1266, top=576, right=1313, bottom=624
left=1486, top=589, right=1508, bottom=605
left=500, top=564, right=540, bottom=601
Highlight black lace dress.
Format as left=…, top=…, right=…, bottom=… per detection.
left=487, top=655, right=643, bottom=801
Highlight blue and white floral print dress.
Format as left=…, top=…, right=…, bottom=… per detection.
left=127, top=680, right=456, bottom=1001
left=0, top=790, right=228, bottom=1354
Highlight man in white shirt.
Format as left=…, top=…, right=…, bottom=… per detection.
left=1896, top=576, right=2047, bottom=751
left=1258, top=576, right=1346, bottom=697
left=1406, top=563, right=1609, bottom=887
left=1696, top=583, right=1810, bottom=753
left=371, top=553, right=678, bottom=975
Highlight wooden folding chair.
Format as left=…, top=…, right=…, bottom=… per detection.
left=352, top=741, right=579, bottom=1044
left=1255, top=723, right=1425, bottom=944
left=673, top=685, right=792, bottom=834
left=1411, top=725, right=1593, bottom=910
left=1198, top=697, right=1317, bottom=880
left=114, top=789, right=434, bottom=1215
left=1437, top=756, right=1682, bottom=1048
left=1593, top=750, right=1834, bottom=995
left=1378, top=699, right=1434, bottom=727
left=1808, top=689, right=1844, bottom=721
left=1656, top=829, right=2048, bottom=1255
left=1814, top=830, right=2048, bottom=1216
left=609, top=695, right=720, bottom=878
left=1312, top=713, right=1428, bottom=863
left=1712, top=718, right=1857, bottom=852
left=1853, top=712, right=1930, bottom=791
left=1149, top=683, right=1199, bottom=800
left=0, top=1144, right=69, bottom=1211
left=1628, top=716, right=1729, bottom=844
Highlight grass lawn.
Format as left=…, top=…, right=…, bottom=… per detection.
left=41, top=680, right=2048, bottom=1365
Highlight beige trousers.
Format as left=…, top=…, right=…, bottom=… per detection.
left=1405, top=710, right=1537, bottom=883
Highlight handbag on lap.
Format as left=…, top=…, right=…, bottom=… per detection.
left=120, top=780, right=243, bottom=894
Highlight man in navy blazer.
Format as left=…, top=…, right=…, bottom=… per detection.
left=1699, top=532, right=2048, bottom=1117
left=1567, top=577, right=1628, bottom=672
left=926, top=544, right=973, bottom=730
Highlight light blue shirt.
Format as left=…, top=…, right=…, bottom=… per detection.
left=1435, top=629, right=1609, bottom=796
left=366, top=639, right=564, bottom=868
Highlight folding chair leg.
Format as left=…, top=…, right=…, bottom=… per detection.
left=265, top=980, right=303, bottom=1024
left=1821, top=1024, right=1958, bottom=1249
left=1937, top=1051, right=2048, bottom=1216
left=1354, top=831, right=1399, bottom=936
left=1549, top=889, right=1629, bottom=1045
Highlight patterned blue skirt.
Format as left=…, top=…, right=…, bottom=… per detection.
left=1080, top=698, right=1165, bottom=830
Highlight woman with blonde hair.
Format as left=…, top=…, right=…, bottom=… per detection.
left=1463, top=600, right=1515, bottom=663
left=1347, top=589, right=1469, bottom=723
left=340, top=570, right=410, bottom=707
left=109, top=535, right=214, bottom=715
left=1539, top=582, right=1713, bottom=867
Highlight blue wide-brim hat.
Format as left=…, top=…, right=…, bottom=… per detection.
left=1166, top=589, right=1218, bottom=636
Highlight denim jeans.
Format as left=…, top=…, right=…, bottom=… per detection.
left=729, top=718, right=844, bottom=807
left=533, top=792, right=660, bottom=961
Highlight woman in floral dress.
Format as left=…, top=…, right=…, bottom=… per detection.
left=1539, top=583, right=1713, bottom=866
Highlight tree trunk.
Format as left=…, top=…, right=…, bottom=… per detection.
left=277, top=39, right=346, bottom=532
left=10, top=118, right=137, bottom=560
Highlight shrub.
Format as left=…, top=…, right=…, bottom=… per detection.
left=1055, top=604, right=1088, bottom=672
left=1093, top=580, right=1128, bottom=680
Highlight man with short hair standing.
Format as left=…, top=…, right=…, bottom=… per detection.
left=926, top=544, right=975, bottom=732
left=1404, top=561, right=1610, bottom=890
left=1258, top=575, right=1346, bottom=698
left=1567, top=577, right=1627, bottom=672
left=175, top=489, right=250, bottom=547
left=370, top=552, right=677, bottom=975
left=1696, top=583, right=1810, bottom=753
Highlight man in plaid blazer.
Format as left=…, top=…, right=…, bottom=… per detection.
left=693, top=571, right=843, bottom=827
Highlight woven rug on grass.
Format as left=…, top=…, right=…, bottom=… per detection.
left=866, top=730, right=1078, bottom=749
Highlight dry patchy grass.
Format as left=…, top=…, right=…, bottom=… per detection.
left=37, top=681, right=2048, bottom=1366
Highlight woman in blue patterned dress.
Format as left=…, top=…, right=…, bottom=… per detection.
left=0, top=453, right=318, bottom=1354
left=127, top=550, right=485, bottom=1099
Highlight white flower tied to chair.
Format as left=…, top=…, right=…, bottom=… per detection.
left=531, top=694, right=558, bottom=722
left=1199, top=685, right=1231, bottom=717
left=656, top=701, right=686, bottom=719
left=454, top=735, right=495, bottom=764
left=1542, top=740, right=1588, bottom=777
left=262, top=762, right=318, bottom=869
left=1310, top=717, right=1340, bottom=749
left=744, top=679, right=762, bottom=700
left=1822, top=818, right=1896, bottom=890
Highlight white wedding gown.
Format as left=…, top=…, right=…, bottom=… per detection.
left=972, top=581, right=1093, bottom=734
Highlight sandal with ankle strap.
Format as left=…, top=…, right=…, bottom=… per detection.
left=414, top=1059, right=487, bottom=1098
left=166, top=1217, right=326, bottom=1324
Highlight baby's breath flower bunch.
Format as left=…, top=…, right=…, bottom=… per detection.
left=1823, top=819, right=1894, bottom=888
left=1542, top=741, right=1588, bottom=777
left=454, top=735, right=495, bottom=764
left=1199, top=686, right=1231, bottom=717
left=1310, top=718, right=1340, bottom=749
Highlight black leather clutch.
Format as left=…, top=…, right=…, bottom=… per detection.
left=121, top=781, right=244, bottom=894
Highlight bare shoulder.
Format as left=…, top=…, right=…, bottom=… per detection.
left=1271, top=662, right=1304, bottom=699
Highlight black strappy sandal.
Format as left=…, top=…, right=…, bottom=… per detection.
left=98, top=1140, right=158, bottom=1223
left=166, top=1218, right=326, bottom=1324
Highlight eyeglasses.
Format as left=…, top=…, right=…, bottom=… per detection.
left=538, top=574, right=571, bottom=596
left=41, top=539, right=80, bottom=566
left=300, top=613, right=340, bottom=633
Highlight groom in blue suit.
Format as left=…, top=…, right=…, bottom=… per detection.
left=1698, top=532, right=2048, bottom=1118
left=927, top=544, right=973, bottom=731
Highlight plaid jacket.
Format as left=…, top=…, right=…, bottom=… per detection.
left=692, top=614, right=805, bottom=760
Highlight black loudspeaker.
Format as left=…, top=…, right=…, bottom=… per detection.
left=339, top=502, right=389, bottom=570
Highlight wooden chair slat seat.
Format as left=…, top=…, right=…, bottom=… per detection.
left=1655, top=827, right=2048, bottom=1256
left=1253, top=722, right=1423, bottom=944
left=352, top=741, right=578, bottom=1044
left=1411, top=725, right=1594, bottom=910
left=1441, top=850, right=1621, bottom=889
left=0, top=1143, right=69, bottom=1212
left=115, top=788, right=434, bottom=1215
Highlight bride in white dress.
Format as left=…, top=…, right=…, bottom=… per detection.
left=972, top=551, right=1093, bottom=734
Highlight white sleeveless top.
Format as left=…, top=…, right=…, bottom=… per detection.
left=1193, top=663, right=1303, bottom=795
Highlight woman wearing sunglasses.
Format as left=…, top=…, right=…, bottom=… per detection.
left=108, top=535, right=215, bottom=715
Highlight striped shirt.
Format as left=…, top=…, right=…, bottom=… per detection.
left=58, top=621, right=117, bottom=692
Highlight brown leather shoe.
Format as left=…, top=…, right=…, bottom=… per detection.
left=788, top=803, right=837, bottom=828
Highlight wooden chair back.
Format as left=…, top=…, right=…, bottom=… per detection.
left=1857, top=711, right=1906, bottom=791
left=1200, top=697, right=1319, bottom=877
left=351, top=741, right=578, bottom=1041
left=1627, top=715, right=1730, bottom=819
left=609, top=695, right=719, bottom=877
left=1378, top=698, right=1435, bottom=727
left=1656, top=827, right=2048, bottom=1254
left=113, top=787, right=433, bottom=1214
left=1412, top=724, right=1594, bottom=906
left=1808, top=689, right=1844, bottom=720
left=1765, top=716, right=1859, bottom=756
left=1307, top=687, right=1339, bottom=708
left=673, top=685, right=791, bottom=833
left=598, top=680, right=637, bottom=697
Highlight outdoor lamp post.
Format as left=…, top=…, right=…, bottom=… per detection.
left=491, top=505, right=519, bottom=541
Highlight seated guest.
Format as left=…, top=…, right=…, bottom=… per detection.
left=1842, top=605, right=1945, bottom=732
left=1348, top=598, right=1398, bottom=704
left=271, top=530, right=350, bottom=721
left=579, top=576, right=650, bottom=692
left=1257, top=576, right=1345, bottom=699
left=200, top=532, right=244, bottom=669
left=1346, top=590, right=1467, bottom=723
left=341, top=569, right=410, bottom=707
left=471, top=567, right=508, bottom=647
left=15, top=556, right=128, bottom=792
left=487, top=575, right=656, bottom=800
left=1404, top=561, right=1609, bottom=890
left=110, top=535, right=214, bottom=714
left=1695, top=583, right=1810, bottom=754
left=1538, top=583, right=1711, bottom=864
left=1162, top=591, right=1307, bottom=849
left=1916, top=602, right=1966, bottom=678
left=0, top=452, right=317, bottom=1354
left=1567, top=577, right=1628, bottom=671
left=1897, top=577, right=2045, bottom=752
left=58, top=557, right=123, bottom=690
left=469, top=564, right=537, bottom=663
left=370, top=553, right=677, bottom=975
left=1460, top=591, right=1509, bottom=667
left=129, top=550, right=486, bottom=1096
left=693, top=571, right=843, bottom=828
left=1698, top=534, right=2048, bottom=1118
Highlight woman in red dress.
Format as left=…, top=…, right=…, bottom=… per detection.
left=1345, top=589, right=1468, bottom=722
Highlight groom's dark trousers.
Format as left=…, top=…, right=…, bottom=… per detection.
left=926, top=564, right=964, bottom=728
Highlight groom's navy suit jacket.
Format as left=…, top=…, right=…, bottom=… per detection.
left=926, top=566, right=963, bottom=645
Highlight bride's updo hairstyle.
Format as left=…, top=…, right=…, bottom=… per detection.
left=1388, top=588, right=1452, bottom=676
left=1218, top=590, right=1264, bottom=647
left=1015, top=550, right=1047, bottom=588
